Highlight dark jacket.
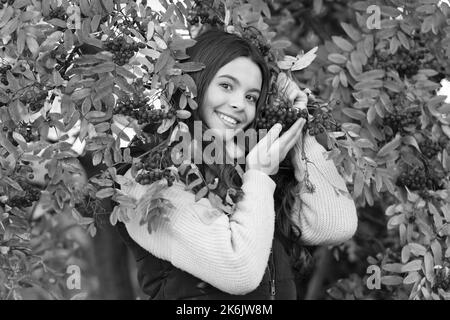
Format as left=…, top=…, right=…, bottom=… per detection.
left=117, top=222, right=297, bottom=300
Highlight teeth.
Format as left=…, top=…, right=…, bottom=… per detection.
left=218, top=113, right=238, bottom=125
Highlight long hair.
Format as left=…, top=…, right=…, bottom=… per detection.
left=183, top=29, right=311, bottom=275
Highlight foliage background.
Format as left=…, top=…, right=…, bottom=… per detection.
left=0, top=0, right=449, bottom=299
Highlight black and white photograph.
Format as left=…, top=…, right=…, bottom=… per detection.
left=0, top=0, right=450, bottom=307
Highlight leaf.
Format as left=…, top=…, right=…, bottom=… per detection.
left=17, top=29, right=26, bottom=54
left=25, top=36, right=39, bottom=55
left=157, top=117, right=176, bottom=134
left=176, top=110, right=191, bottom=119
left=342, top=108, right=366, bottom=121
left=176, top=61, right=205, bottom=73
left=328, top=53, right=347, bottom=64
left=81, top=98, right=92, bottom=115
left=351, top=1, right=369, bottom=11
left=331, top=36, right=354, bottom=52
left=85, top=111, right=106, bottom=119
left=403, top=272, right=421, bottom=285
left=96, top=188, right=115, bottom=199
left=397, top=31, right=410, bottom=50
left=402, top=136, right=421, bottom=152
left=116, top=66, right=136, bottom=79
left=71, top=88, right=91, bottom=101
left=291, top=46, right=318, bottom=71
left=350, top=51, right=362, bottom=74
left=353, top=169, right=364, bottom=197
left=70, top=292, right=88, bottom=300
left=93, top=62, right=116, bottom=73
left=146, top=21, right=155, bottom=39
left=377, top=134, right=401, bottom=157
left=91, top=14, right=101, bottom=32
left=367, top=105, right=377, bottom=124
left=363, top=35, right=374, bottom=58
left=92, top=151, right=103, bottom=166
left=154, top=36, right=167, bottom=50
left=409, top=243, right=427, bottom=256
left=402, top=245, right=411, bottom=263
left=355, top=69, right=385, bottom=81
left=154, top=49, right=171, bottom=73
left=341, top=22, right=361, bottom=42
left=424, top=252, right=434, bottom=283
left=109, top=205, right=119, bottom=226
left=401, top=259, right=423, bottom=272
left=381, top=275, right=403, bottom=286
left=0, top=6, right=14, bottom=28
left=382, top=263, right=403, bottom=273
left=327, top=65, right=341, bottom=73
left=271, top=39, right=292, bottom=49
left=430, top=240, right=442, bottom=266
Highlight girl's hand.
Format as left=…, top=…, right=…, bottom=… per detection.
left=246, top=117, right=307, bottom=175
left=277, top=72, right=308, bottom=112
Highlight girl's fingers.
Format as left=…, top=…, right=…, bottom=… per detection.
left=257, top=123, right=282, bottom=150
left=279, top=118, right=306, bottom=153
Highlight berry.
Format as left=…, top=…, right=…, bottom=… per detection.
left=396, top=166, right=444, bottom=191
left=48, top=7, right=67, bottom=20
left=104, top=37, right=138, bottom=66
left=113, top=93, right=177, bottom=126
left=383, top=108, right=421, bottom=137
left=10, top=122, right=40, bottom=143
left=6, top=180, right=41, bottom=208
left=256, top=82, right=340, bottom=137
left=419, top=138, right=442, bottom=159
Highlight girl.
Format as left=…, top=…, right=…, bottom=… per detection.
left=117, top=29, right=358, bottom=300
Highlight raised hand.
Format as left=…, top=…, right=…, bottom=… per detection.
left=246, top=117, right=307, bottom=176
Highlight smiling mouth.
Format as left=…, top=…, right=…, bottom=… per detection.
left=216, top=111, right=241, bottom=128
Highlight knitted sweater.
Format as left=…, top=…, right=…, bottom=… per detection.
left=121, top=134, right=358, bottom=295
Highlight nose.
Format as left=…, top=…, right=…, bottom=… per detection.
left=230, top=94, right=246, bottom=111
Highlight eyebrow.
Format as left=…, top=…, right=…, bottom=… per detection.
left=218, top=74, right=261, bottom=94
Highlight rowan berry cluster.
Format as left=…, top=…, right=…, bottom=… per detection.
left=3, top=122, right=39, bottom=143
left=113, top=95, right=149, bottom=117
left=396, top=167, right=444, bottom=191
left=48, top=7, right=67, bottom=20
left=256, top=98, right=309, bottom=132
left=433, top=266, right=450, bottom=292
left=135, top=168, right=175, bottom=186
left=134, top=151, right=176, bottom=186
left=114, top=95, right=176, bottom=125
left=256, top=89, right=341, bottom=136
left=241, top=27, right=272, bottom=57
left=104, top=37, right=144, bottom=66
left=306, top=107, right=342, bottom=135
left=383, top=110, right=421, bottom=136
left=187, top=1, right=224, bottom=26
left=366, top=33, right=444, bottom=79
left=21, top=90, right=48, bottom=112
left=0, top=64, right=11, bottom=86
left=6, top=180, right=41, bottom=208
left=419, top=138, right=444, bottom=159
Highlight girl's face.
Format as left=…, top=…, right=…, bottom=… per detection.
left=200, top=57, right=262, bottom=142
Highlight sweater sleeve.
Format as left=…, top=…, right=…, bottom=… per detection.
left=121, top=169, right=276, bottom=295
left=291, top=134, right=358, bottom=245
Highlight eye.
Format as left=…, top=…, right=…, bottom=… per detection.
left=246, top=95, right=258, bottom=104
left=219, top=83, right=232, bottom=90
